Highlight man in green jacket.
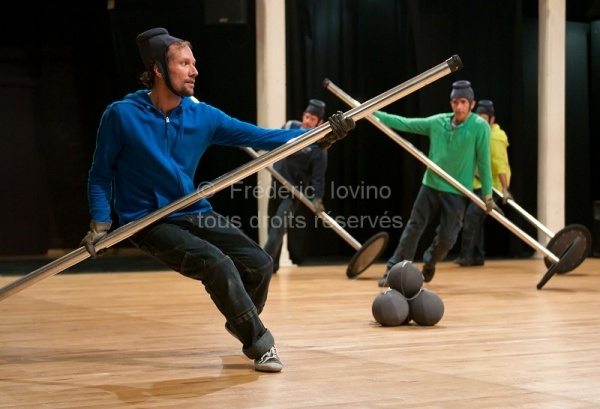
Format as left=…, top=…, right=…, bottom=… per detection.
left=377, top=80, right=497, bottom=286
left=455, top=99, right=512, bottom=267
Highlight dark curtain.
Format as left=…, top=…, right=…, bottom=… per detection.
left=0, top=0, right=596, bottom=259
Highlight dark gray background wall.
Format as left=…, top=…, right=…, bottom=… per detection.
left=1, top=0, right=598, bottom=261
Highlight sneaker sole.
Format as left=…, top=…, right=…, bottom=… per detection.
left=254, top=362, right=283, bottom=372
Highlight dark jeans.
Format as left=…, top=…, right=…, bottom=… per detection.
left=459, top=189, right=487, bottom=262
left=130, top=211, right=274, bottom=360
left=387, top=185, right=468, bottom=270
left=263, top=197, right=301, bottom=272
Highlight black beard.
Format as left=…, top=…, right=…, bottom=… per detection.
left=177, top=85, right=194, bottom=97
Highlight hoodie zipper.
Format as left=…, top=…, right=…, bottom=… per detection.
left=164, top=113, right=186, bottom=194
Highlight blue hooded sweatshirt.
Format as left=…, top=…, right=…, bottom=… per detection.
left=87, top=90, right=305, bottom=225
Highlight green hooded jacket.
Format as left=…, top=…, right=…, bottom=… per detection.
left=374, top=111, right=492, bottom=196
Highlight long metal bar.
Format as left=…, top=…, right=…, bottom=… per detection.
left=324, top=79, right=560, bottom=264
left=242, top=147, right=361, bottom=249
left=0, top=54, right=462, bottom=302
left=492, top=187, right=555, bottom=238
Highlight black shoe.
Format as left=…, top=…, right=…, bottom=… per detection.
left=377, top=268, right=390, bottom=287
left=455, top=257, right=472, bottom=266
left=456, top=258, right=485, bottom=267
left=422, top=264, right=436, bottom=283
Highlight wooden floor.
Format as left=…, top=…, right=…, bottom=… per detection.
left=1, top=256, right=600, bottom=408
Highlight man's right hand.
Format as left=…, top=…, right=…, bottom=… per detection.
left=312, top=197, right=326, bottom=213
left=80, top=221, right=112, bottom=258
left=483, top=195, right=504, bottom=216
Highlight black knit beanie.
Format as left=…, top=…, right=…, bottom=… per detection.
left=305, top=99, right=326, bottom=120
left=136, top=27, right=183, bottom=94
left=450, top=80, right=474, bottom=102
left=476, top=100, right=495, bottom=117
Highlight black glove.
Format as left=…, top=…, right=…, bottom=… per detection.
left=483, top=195, right=504, bottom=216
left=312, top=197, right=326, bottom=213
left=80, top=220, right=111, bottom=258
left=318, top=111, right=355, bottom=150
left=329, top=111, right=355, bottom=139
left=501, top=188, right=513, bottom=205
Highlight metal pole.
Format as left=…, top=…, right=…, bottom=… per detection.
left=492, top=187, right=555, bottom=238
left=242, top=147, right=361, bottom=250
left=323, top=79, right=560, bottom=265
left=243, top=147, right=390, bottom=279
left=0, top=55, right=462, bottom=302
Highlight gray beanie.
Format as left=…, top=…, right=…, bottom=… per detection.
left=136, top=28, right=183, bottom=94
left=305, top=99, right=326, bottom=120
left=450, top=80, right=474, bottom=102
left=476, top=99, right=495, bottom=117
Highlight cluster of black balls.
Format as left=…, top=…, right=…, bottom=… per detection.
left=372, top=261, right=444, bottom=326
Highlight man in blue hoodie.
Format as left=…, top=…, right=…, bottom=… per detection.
left=80, top=28, right=355, bottom=372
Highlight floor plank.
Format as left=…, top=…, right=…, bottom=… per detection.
left=1, top=257, right=599, bottom=408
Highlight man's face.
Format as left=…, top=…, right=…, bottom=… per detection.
left=301, top=112, right=323, bottom=129
left=478, top=113, right=492, bottom=125
left=450, top=98, right=474, bottom=123
left=166, top=45, right=198, bottom=97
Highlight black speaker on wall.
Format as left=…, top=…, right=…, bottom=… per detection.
left=205, top=0, right=248, bottom=25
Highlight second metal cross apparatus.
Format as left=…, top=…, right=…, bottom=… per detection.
left=324, top=79, right=591, bottom=290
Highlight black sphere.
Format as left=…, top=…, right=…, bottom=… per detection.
left=372, top=289, right=410, bottom=326
left=387, top=260, right=424, bottom=298
left=408, top=288, right=444, bottom=326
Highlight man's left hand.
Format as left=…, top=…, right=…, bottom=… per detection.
left=501, top=188, right=513, bottom=205
left=318, top=111, right=355, bottom=150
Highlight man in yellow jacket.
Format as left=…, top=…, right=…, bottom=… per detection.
left=455, top=100, right=512, bottom=266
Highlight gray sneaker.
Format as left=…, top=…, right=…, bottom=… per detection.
left=254, top=346, right=283, bottom=372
